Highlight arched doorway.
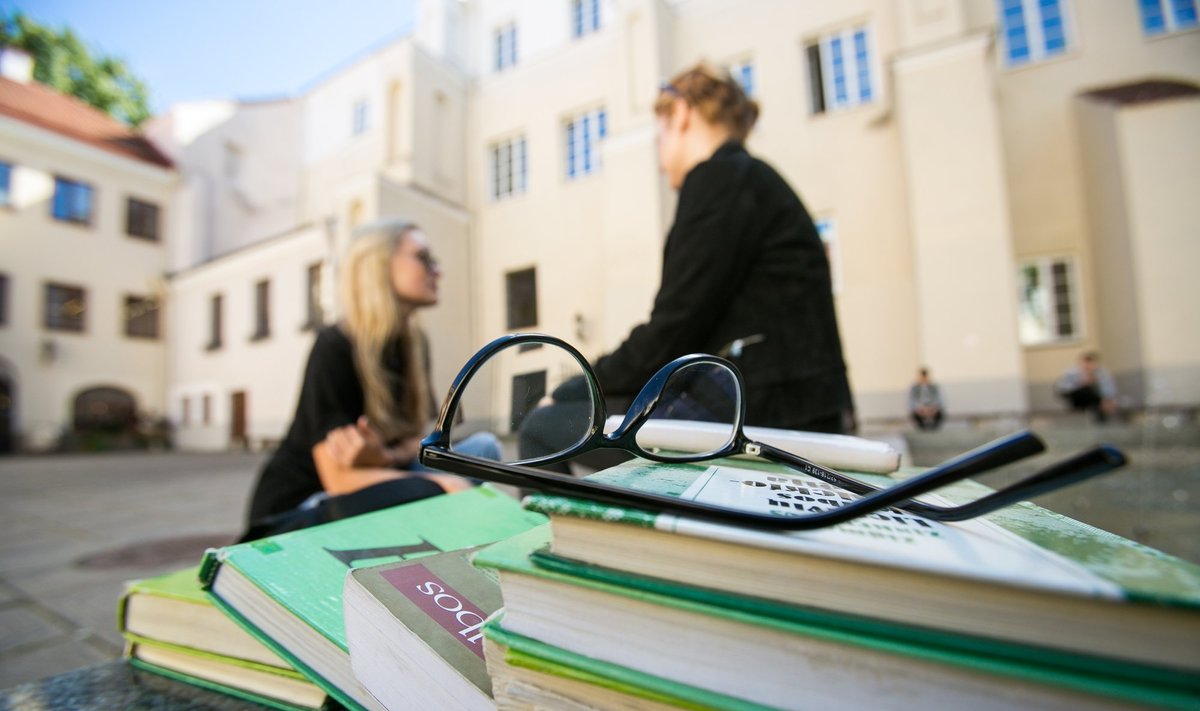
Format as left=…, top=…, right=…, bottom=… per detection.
left=73, top=386, right=138, bottom=434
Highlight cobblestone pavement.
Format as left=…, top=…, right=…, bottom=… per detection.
left=0, top=451, right=266, bottom=690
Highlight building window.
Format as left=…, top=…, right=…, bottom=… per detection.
left=506, top=267, right=538, bottom=330
left=202, top=394, right=212, bottom=425
left=207, top=294, right=223, bottom=350
left=1017, top=257, right=1080, bottom=345
left=998, top=0, right=1070, bottom=66
left=0, top=161, right=11, bottom=207
left=44, top=282, right=86, bottom=332
left=181, top=396, right=191, bottom=426
left=1139, top=0, right=1198, bottom=35
left=305, top=262, right=324, bottom=330
left=126, top=198, right=161, bottom=241
left=571, top=0, right=601, bottom=38
left=353, top=98, right=369, bottom=136
left=52, top=176, right=94, bottom=225
left=0, top=273, right=8, bottom=326
left=489, top=135, right=528, bottom=200
left=728, top=58, right=755, bottom=96
left=124, top=295, right=160, bottom=339
left=565, top=108, right=607, bottom=180
left=816, top=218, right=841, bottom=294
left=252, top=279, right=270, bottom=340
left=805, top=26, right=874, bottom=114
left=494, top=22, right=518, bottom=71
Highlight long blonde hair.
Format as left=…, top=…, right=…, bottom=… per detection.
left=339, top=219, right=429, bottom=442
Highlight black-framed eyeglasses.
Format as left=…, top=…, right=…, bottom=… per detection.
left=420, top=333, right=1126, bottom=530
left=410, top=250, right=439, bottom=272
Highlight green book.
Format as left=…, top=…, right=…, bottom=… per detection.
left=343, top=530, right=547, bottom=710
left=127, top=641, right=329, bottom=711
left=522, top=458, right=1200, bottom=677
left=475, top=529, right=1200, bottom=711
left=119, top=565, right=294, bottom=669
left=199, top=486, right=547, bottom=711
left=484, top=615, right=775, bottom=711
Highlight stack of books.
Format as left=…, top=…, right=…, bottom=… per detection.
left=117, top=486, right=547, bottom=710
left=118, top=565, right=328, bottom=710
left=472, top=457, right=1200, bottom=710
left=197, top=485, right=547, bottom=710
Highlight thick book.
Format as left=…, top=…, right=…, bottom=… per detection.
left=343, top=537, right=548, bottom=710
left=199, top=486, right=547, bottom=711
left=119, top=565, right=293, bottom=668
left=119, top=565, right=328, bottom=709
left=523, top=458, right=1200, bottom=676
left=127, top=641, right=328, bottom=711
left=475, top=531, right=1199, bottom=711
left=484, top=618, right=773, bottom=711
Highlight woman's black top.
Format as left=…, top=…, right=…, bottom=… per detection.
left=245, top=325, right=422, bottom=523
left=589, top=140, right=853, bottom=430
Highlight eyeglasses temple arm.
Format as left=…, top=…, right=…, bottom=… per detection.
left=910, top=445, right=1127, bottom=521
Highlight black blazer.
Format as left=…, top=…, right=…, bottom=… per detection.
left=590, top=141, right=853, bottom=430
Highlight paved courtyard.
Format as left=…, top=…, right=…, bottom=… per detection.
left=0, top=420, right=1196, bottom=692
left=0, top=450, right=266, bottom=690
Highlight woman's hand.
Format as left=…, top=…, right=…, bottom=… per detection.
left=325, top=416, right=392, bottom=468
left=386, top=436, right=423, bottom=467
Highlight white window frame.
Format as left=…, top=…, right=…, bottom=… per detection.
left=571, top=0, right=601, bottom=38
left=352, top=98, right=369, bottom=136
left=564, top=107, right=607, bottom=181
left=726, top=57, right=756, bottom=97
left=1016, top=255, right=1083, bottom=346
left=997, top=0, right=1072, bottom=67
left=807, top=25, right=876, bottom=114
left=488, top=134, right=528, bottom=201
left=815, top=217, right=842, bottom=295
left=1138, top=0, right=1199, bottom=36
left=494, top=22, right=518, bottom=71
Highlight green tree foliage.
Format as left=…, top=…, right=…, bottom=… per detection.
left=1, top=10, right=152, bottom=127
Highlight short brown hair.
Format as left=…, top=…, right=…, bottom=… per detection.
left=655, top=62, right=760, bottom=142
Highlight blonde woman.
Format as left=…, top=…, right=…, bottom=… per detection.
left=242, top=219, right=496, bottom=540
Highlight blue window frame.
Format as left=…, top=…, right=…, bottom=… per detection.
left=998, top=0, right=1070, bottom=66
left=572, top=0, right=601, bottom=38
left=0, top=162, right=10, bottom=207
left=565, top=108, right=606, bottom=180
left=52, top=176, right=93, bottom=225
left=807, top=25, right=874, bottom=114
left=1139, top=0, right=1198, bottom=35
left=494, top=23, right=518, bottom=71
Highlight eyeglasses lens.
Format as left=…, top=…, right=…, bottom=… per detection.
left=449, top=340, right=596, bottom=464
left=635, top=361, right=739, bottom=459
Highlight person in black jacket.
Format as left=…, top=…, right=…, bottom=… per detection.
left=519, top=63, right=853, bottom=465
left=240, top=219, right=494, bottom=540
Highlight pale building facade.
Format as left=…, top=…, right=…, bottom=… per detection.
left=464, top=0, right=1200, bottom=430
left=133, top=0, right=1200, bottom=452
left=0, top=53, right=175, bottom=451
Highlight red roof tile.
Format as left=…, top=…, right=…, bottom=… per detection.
left=0, top=77, right=172, bottom=169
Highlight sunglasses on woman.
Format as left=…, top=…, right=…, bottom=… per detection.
left=420, top=333, right=1126, bottom=530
